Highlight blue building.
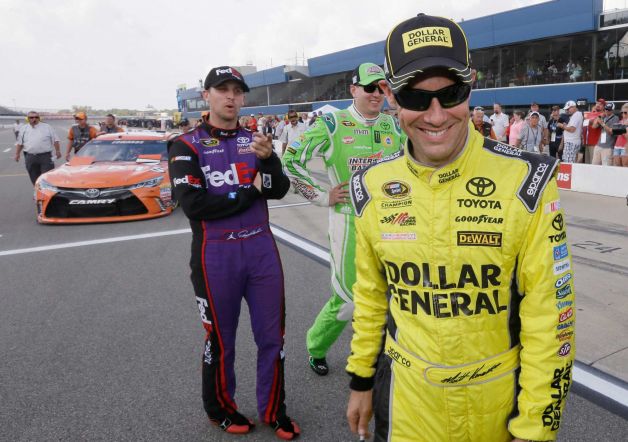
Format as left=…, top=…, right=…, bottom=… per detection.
left=177, top=0, right=628, bottom=118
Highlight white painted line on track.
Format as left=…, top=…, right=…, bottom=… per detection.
left=2, top=221, right=627, bottom=409
left=574, top=365, right=628, bottom=408
left=270, top=225, right=330, bottom=264
left=0, top=228, right=191, bottom=257
left=268, top=201, right=311, bottom=209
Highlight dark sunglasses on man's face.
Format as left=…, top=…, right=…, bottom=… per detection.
left=28, top=116, right=40, bottom=120
left=361, top=83, right=384, bottom=94
left=394, top=82, right=471, bottom=112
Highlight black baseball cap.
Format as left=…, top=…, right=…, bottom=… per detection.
left=384, top=13, right=472, bottom=93
left=204, top=66, right=250, bottom=92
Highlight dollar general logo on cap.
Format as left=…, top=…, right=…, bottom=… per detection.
left=402, top=27, right=452, bottom=53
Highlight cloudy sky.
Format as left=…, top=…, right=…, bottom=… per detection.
left=1, top=0, right=613, bottom=110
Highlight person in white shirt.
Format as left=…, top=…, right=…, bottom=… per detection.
left=560, top=100, right=584, bottom=163
left=280, top=110, right=307, bottom=154
left=489, top=103, right=509, bottom=142
left=13, top=119, right=21, bottom=140
left=15, top=111, right=61, bottom=184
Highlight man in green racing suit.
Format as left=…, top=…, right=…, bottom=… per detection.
left=282, top=62, right=406, bottom=375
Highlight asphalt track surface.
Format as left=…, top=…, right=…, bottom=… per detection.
left=1, top=122, right=627, bottom=441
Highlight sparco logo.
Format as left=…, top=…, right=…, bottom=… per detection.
left=386, top=346, right=411, bottom=367
left=69, top=199, right=115, bottom=205
left=352, top=174, right=364, bottom=202
left=552, top=214, right=564, bottom=231
left=466, top=177, right=496, bottom=197
left=527, top=162, right=549, bottom=196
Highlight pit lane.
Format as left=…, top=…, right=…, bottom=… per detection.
left=0, top=122, right=626, bottom=440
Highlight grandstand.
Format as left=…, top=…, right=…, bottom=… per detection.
left=0, top=105, right=23, bottom=116
left=177, top=0, right=627, bottom=118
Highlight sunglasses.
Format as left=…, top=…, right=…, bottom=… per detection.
left=361, top=83, right=384, bottom=94
left=394, top=82, right=471, bottom=111
left=28, top=116, right=40, bottom=120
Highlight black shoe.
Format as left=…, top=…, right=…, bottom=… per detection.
left=209, top=410, right=255, bottom=434
left=269, top=414, right=300, bottom=440
left=308, top=355, right=329, bottom=376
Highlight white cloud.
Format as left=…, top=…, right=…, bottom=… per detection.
left=0, top=0, right=547, bottom=110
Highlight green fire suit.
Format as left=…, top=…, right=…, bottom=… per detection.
left=282, top=104, right=405, bottom=359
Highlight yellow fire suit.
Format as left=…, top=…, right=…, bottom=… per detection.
left=346, top=124, right=575, bottom=442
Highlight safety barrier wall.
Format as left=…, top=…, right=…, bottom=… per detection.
left=557, top=162, right=628, bottom=198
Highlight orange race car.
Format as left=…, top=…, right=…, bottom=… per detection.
left=35, top=131, right=176, bottom=224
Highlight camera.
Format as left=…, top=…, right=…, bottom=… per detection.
left=611, top=124, right=627, bottom=135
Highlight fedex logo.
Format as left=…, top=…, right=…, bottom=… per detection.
left=201, top=162, right=256, bottom=187
left=556, top=163, right=572, bottom=189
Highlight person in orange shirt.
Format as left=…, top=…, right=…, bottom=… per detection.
left=247, top=113, right=258, bottom=131
left=66, top=112, right=98, bottom=161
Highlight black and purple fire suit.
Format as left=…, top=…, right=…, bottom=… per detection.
left=168, top=123, right=291, bottom=424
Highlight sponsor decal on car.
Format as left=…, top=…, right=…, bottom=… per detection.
left=69, top=199, right=116, bottom=205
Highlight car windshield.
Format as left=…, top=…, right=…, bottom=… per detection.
left=76, top=139, right=168, bottom=162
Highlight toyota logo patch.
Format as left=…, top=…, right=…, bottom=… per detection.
left=85, top=188, right=101, bottom=198
left=466, top=177, right=496, bottom=197
left=552, top=214, right=564, bottom=231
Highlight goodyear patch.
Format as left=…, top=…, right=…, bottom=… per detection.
left=402, top=27, right=452, bottom=53
left=457, top=231, right=502, bottom=247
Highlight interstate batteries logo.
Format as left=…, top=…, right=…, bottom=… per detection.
left=347, top=152, right=383, bottom=172
left=457, top=231, right=502, bottom=247
left=380, top=212, right=416, bottom=226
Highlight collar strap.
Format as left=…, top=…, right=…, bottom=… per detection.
left=202, top=122, right=241, bottom=138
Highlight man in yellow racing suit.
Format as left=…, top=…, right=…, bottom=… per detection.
left=346, top=13, right=575, bottom=442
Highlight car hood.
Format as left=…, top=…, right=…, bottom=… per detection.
left=41, top=158, right=167, bottom=188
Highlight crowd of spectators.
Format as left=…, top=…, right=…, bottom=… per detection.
left=470, top=99, right=628, bottom=167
